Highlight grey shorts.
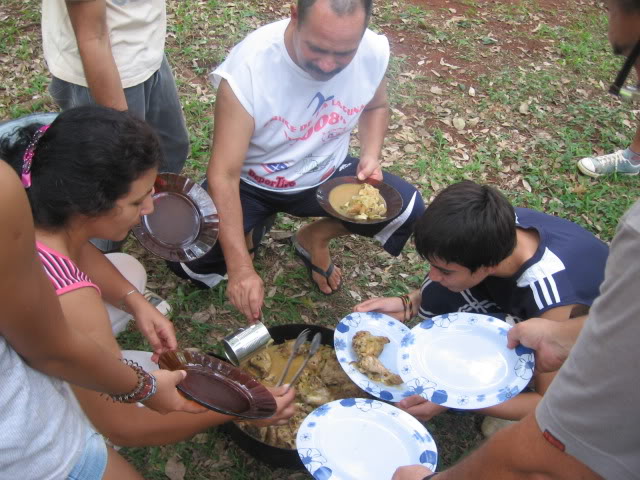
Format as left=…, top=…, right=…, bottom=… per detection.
left=48, top=55, right=189, bottom=174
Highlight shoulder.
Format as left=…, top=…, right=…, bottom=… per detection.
left=220, top=19, right=288, bottom=68
left=357, top=28, right=390, bottom=69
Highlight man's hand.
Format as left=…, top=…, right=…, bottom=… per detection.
left=128, top=294, right=178, bottom=362
left=396, top=395, right=448, bottom=421
left=392, top=465, right=434, bottom=480
left=356, top=155, right=383, bottom=181
left=507, top=317, right=583, bottom=373
left=143, top=369, right=208, bottom=414
left=226, top=265, right=264, bottom=322
left=247, top=385, right=297, bottom=427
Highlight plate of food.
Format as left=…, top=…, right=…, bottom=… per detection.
left=334, top=312, right=413, bottom=402
left=296, top=398, right=437, bottom=480
left=159, top=350, right=277, bottom=419
left=397, top=313, right=535, bottom=409
left=132, top=173, right=219, bottom=262
left=316, top=176, right=403, bottom=224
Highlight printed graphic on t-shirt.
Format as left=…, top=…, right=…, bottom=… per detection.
left=263, top=92, right=365, bottom=146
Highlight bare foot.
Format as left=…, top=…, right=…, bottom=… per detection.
left=296, top=220, right=346, bottom=294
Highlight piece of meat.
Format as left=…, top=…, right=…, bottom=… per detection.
left=353, top=355, right=403, bottom=386
left=248, top=351, right=272, bottom=378
left=352, top=330, right=389, bottom=358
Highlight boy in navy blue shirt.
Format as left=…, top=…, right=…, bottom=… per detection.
left=355, top=180, right=609, bottom=422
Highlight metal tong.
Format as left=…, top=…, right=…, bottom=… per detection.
left=276, top=330, right=322, bottom=393
left=276, top=328, right=310, bottom=386
left=285, top=333, right=322, bottom=393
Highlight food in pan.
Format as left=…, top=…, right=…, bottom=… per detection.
left=238, top=339, right=364, bottom=449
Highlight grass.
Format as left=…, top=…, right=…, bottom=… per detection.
left=1, top=0, right=638, bottom=478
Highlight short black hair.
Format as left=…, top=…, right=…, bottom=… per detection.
left=413, top=181, right=516, bottom=272
left=298, top=0, right=373, bottom=27
left=0, top=106, right=162, bottom=230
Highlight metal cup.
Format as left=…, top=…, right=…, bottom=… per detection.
left=222, top=321, right=273, bottom=366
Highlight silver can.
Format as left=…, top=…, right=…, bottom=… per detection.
left=222, top=321, right=273, bottom=366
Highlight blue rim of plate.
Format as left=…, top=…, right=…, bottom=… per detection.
left=397, top=312, right=535, bottom=409
left=296, top=398, right=437, bottom=480
left=132, top=173, right=219, bottom=263
left=334, top=312, right=413, bottom=402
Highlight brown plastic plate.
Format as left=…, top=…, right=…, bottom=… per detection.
left=132, top=173, right=218, bottom=262
left=159, top=350, right=277, bottom=419
left=316, top=176, right=403, bottom=225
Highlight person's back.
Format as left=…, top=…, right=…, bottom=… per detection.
left=475, top=207, right=608, bottom=321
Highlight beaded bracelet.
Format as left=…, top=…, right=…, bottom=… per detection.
left=108, top=359, right=158, bottom=404
left=399, top=294, right=412, bottom=322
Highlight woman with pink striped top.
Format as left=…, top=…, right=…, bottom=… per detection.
left=0, top=106, right=295, bottom=478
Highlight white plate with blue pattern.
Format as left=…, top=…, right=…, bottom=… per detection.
left=334, top=312, right=413, bottom=402
left=397, top=312, right=535, bottom=409
left=296, top=398, right=437, bottom=480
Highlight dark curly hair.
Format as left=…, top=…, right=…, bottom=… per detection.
left=0, top=106, right=162, bottom=230
left=413, top=181, right=516, bottom=273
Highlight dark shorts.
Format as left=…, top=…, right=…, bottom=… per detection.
left=181, top=155, right=425, bottom=277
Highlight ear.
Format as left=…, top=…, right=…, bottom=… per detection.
left=290, top=3, right=299, bottom=23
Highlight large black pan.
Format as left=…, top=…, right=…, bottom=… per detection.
left=220, top=323, right=335, bottom=470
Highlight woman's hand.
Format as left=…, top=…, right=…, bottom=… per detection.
left=396, top=395, right=448, bottom=421
left=143, top=369, right=207, bottom=414
left=354, top=296, right=405, bottom=321
left=127, top=292, right=177, bottom=362
left=247, top=385, right=297, bottom=427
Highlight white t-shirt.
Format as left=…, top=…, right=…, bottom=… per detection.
left=42, top=0, right=166, bottom=88
left=0, top=336, right=90, bottom=479
left=210, top=19, right=389, bottom=193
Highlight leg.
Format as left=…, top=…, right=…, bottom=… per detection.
left=295, top=218, right=348, bottom=294
left=102, top=447, right=143, bottom=480
left=140, top=56, right=190, bottom=174
left=103, top=253, right=147, bottom=335
left=170, top=180, right=278, bottom=287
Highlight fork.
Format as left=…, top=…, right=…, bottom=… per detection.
left=284, top=332, right=322, bottom=393
left=276, top=328, right=311, bottom=387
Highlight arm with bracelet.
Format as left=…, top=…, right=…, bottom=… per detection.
left=354, top=289, right=421, bottom=322
left=0, top=161, right=201, bottom=414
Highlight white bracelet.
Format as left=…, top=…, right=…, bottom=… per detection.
left=120, top=288, right=138, bottom=311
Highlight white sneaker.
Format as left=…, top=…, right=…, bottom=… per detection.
left=481, top=416, right=517, bottom=438
left=577, top=149, right=640, bottom=177
left=143, top=289, right=172, bottom=316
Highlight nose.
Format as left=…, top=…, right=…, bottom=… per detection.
left=141, top=193, right=155, bottom=216
left=317, top=55, right=338, bottom=73
left=429, top=269, right=442, bottom=283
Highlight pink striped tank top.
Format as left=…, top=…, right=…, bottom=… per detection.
left=36, top=241, right=100, bottom=296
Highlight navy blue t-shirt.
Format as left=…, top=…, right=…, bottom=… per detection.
left=419, top=208, right=609, bottom=322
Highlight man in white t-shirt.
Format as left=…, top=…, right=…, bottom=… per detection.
left=168, top=0, right=425, bottom=321
left=41, top=0, right=188, bottom=175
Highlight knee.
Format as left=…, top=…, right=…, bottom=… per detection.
left=105, top=253, right=147, bottom=292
